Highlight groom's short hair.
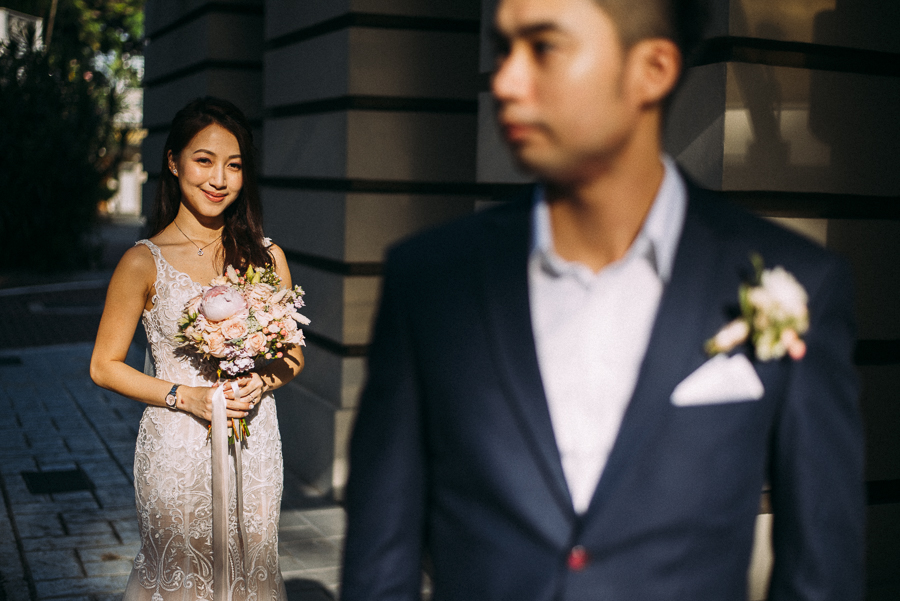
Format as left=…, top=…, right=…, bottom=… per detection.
left=592, top=0, right=708, bottom=59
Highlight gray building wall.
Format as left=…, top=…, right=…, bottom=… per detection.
left=142, top=0, right=898, bottom=597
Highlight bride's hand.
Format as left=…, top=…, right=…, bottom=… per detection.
left=178, top=386, right=250, bottom=421
left=225, top=373, right=266, bottom=411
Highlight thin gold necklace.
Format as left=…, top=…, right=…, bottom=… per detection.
left=174, top=220, right=221, bottom=256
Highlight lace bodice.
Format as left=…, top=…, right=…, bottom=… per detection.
left=124, top=240, right=286, bottom=601
left=140, top=241, right=213, bottom=387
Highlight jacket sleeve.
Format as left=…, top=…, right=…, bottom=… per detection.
left=768, top=256, right=866, bottom=601
left=341, top=251, right=427, bottom=601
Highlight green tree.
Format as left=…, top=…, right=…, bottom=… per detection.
left=0, top=1, right=143, bottom=272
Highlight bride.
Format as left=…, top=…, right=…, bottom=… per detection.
left=90, top=97, right=304, bottom=600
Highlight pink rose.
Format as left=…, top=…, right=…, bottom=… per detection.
left=270, top=304, right=287, bottom=320
left=204, top=331, right=228, bottom=357
left=200, top=286, right=247, bottom=322
left=244, top=331, right=268, bottom=355
left=221, top=317, right=249, bottom=341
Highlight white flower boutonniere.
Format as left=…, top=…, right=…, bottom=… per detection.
left=706, top=254, right=810, bottom=361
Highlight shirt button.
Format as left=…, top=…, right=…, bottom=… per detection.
left=567, top=545, right=589, bottom=571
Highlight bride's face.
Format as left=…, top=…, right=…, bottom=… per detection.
left=169, top=123, right=243, bottom=219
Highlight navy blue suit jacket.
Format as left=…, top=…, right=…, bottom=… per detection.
left=341, top=185, right=865, bottom=601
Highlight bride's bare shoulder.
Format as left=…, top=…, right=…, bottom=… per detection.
left=113, top=243, right=157, bottom=284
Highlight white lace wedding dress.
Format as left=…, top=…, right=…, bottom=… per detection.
left=123, top=240, right=287, bottom=601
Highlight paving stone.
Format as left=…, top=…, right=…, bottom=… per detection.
left=82, top=557, right=133, bottom=577
left=61, top=506, right=134, bottom=524
left=110, top=518, right=140, bottom=544
left=10, top=500, right=59, bottom=516
left=94, top=487, right=136, bottom=509
left=281, top=537, right=342, bottom=571
left=14, top=512, right=65, bottom=538
left=0, top=430, right=28, bottom=447
left=32, top=452, right=79, bottom=467
left=279, top=552, right=305, bottom=573
left=22, top=532, right=120, bottom=552
left=302, top=508, right=346, bottom=538
left=77, top=544, right=139, bottom=564
left=13, top=499, right=98, bottom=515
left=2, top=577, right=31, bottom=601
left=24, top=549, right=83, bottom=580
left=279, top=509, right=312, bottom=529
left=50, top=491, right=95, bottom=504
left=279, top=524, right=322, bottom=542
left=63, top=519, right=115, bottom=537
left=34, top=574, right=128, bottom=598
left=0, top=547, right=26, bottom=578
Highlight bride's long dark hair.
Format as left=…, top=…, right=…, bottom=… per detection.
left=149, top=97, right=271, bottom=271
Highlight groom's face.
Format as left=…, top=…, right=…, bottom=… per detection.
left=491, top=0, right=649, bottom=183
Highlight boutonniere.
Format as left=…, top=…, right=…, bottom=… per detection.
left=705, top=254, right=809, bottom=361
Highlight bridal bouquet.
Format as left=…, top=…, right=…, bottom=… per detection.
left=175, top=264, right=309, bottom=439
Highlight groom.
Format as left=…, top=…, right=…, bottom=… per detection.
left=341, top=0, right=865, bottom=599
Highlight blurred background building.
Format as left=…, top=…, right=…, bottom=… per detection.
left=0, top=6, right=42, bottom=48
left=139, top=1, right=898, bottom=598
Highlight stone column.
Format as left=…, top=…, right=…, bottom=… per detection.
left=261, top=0, right=482, bottom=498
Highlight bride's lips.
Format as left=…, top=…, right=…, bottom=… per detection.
left=202, top=190, right=227, bottom=202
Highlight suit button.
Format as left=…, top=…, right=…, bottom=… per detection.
left=567, top=545, right=589, bottom=571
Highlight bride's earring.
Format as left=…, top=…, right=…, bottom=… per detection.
left=172, top=168, right=178, bottom=175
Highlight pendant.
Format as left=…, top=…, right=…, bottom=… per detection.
left=198, top=250, right=204, bottom=256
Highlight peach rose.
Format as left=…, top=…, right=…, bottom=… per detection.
left=204, top=331, right=228, bottom=357
left=244, top=331, right=268, bottom=355
left=221, top=317, right=249, bottom=341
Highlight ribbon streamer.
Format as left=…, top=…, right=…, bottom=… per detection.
left=210, top=381, right=246, bottom=600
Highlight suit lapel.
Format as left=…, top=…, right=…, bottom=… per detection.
left=584, top=192, right=728, bottom=517
left=476, top=198, right=574, bottom=515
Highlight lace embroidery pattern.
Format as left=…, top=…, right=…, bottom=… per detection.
left=124, top=240, right=286, bottom=601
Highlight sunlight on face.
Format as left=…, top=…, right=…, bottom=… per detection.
left=169, top=123, right=243, bottom=220
left=491, top=0, right=645, bottom=183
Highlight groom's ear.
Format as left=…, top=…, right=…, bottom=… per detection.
left=625, top=37, right=681, bottom=109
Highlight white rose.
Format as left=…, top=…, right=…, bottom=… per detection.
left=759, top=267, right=808, bottom=321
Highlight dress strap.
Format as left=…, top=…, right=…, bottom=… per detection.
left=135, top=239, right=164, bottom=305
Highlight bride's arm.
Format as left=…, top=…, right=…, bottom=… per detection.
left=229, top=243, right=306, bottom=402
left=89, top=245, right=251, bottom=421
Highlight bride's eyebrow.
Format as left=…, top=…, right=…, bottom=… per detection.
left=191, top=149, right=241, bottom=159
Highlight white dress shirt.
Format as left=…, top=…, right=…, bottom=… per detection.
left=528, top=156, right=687, bottom=513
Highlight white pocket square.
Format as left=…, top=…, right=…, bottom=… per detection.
left=671, top=353, right=764, bottom=406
